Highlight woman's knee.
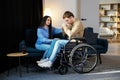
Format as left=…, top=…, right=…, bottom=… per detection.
left=55, top=40, right=61, bottom=46
left=56, top=40, right=68, bottom=46
left=36, top=45, right=50, bottom=51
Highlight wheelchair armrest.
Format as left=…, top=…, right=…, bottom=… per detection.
left=63, top=37, right=85, bottom=51
left=70, top=37, right=85, bottom=41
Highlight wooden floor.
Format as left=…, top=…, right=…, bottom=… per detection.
left=106, top=38, right=120, bottom=43
left=0, top=42, right=120, bottom=80
left=106, top=42, right=120, bottom=56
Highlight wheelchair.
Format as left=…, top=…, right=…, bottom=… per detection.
left=52, top=37, right=98, bottom=75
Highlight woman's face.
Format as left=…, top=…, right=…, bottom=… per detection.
left=45, top=17, right=51, bottom=26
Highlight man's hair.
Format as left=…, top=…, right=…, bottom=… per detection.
left=63, top=11, right=74, bottom=19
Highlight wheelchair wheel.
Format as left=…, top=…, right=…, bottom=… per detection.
left=69, top=43, right=98, bottom=73
left=58, top=65, right=68, bottom=75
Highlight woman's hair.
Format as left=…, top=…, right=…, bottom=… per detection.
left=63, top=11, right=74, bottom=19
left=39, top=16, right=52, bottom=39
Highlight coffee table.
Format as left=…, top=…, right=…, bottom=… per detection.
left=7, top=52, right=28, bottom=77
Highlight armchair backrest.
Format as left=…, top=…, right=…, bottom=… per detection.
left=25, top=29, right=37, bottom=47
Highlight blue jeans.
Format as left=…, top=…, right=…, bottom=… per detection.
left=47, top=39, right=68, bottom=63
left=35, top=39, right=57, bottom=58
left=43, top=39, right=57, bottom=58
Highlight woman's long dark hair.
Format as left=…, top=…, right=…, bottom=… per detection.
left=39, top=16, right=52, bottom=39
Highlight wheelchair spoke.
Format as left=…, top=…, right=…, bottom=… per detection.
left=69, top=43, right=98, bottom=73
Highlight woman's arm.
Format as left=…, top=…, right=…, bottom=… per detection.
left=53, top=27, right=62, bottom=35
left=37, top=29, right=52, bottom=44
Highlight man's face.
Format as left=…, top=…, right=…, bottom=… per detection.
left=64, top=17, right=73, bottom=24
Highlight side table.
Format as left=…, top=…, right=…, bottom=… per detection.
left=7, top=52, right=28, bottom=77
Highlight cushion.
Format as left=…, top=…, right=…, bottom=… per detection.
left=26, top=47, right=45, bottom=53
left=85, top=33, right=98, bottom=45
left=84, top=27, right=98, bottom=45
left=99, top=27, right=114, bottom=35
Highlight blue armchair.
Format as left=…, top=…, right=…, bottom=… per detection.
left=84, top=27, right=108, bottom=64
left=95, top=38, right=108, bottom=64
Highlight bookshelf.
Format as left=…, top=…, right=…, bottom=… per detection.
left=99, top=3, right=120, bottom=39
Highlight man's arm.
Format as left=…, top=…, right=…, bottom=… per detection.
left=62, top=23, right=71, bottom=39
left=62, top=20, right=84, bottom=39
left=70, top=21, right=84, bottom=38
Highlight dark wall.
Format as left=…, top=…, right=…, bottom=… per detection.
left=0, top=0, right=43, bottom=73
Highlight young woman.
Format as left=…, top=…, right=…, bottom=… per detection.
left=35, top=16, right=62, bottom=64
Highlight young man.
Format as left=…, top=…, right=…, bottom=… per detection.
left=62, top=11, right=84, bottom=39
left=37, top=11, right=85, bottom=68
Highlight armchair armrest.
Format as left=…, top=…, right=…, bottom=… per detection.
left=97, top=38, right=108, bottom=52
left=19, top=40, right=26, bottom=52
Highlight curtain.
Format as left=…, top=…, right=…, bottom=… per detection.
left=0, top=0, right=43, bottom=53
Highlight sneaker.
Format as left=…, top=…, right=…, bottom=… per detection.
left=36, top=58, right=48, bottom=64
left=38, top=63, right=44, bottom=67
left=38, top=60, right=52, bottom=68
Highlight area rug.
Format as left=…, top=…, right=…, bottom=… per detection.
left=92, top=54, right=120, bottom=73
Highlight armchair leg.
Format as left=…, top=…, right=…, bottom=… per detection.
left=98, top=54, right=102, bottom=64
